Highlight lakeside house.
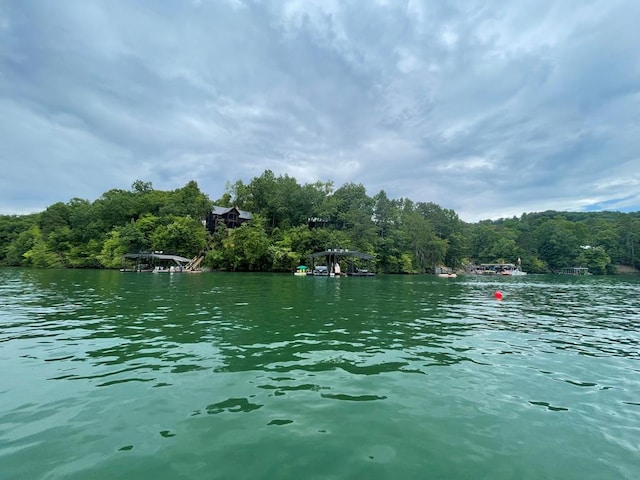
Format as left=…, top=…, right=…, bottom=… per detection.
left=205, top=206, right=253, bottom=233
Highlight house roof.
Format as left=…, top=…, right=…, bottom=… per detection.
left=212, top=205, right=253, bottom=220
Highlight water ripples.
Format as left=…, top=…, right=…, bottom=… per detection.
left=1, top=270, right=640, bottom=478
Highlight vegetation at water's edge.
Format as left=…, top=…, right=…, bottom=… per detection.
left=1, top=171, right=639, bottom=274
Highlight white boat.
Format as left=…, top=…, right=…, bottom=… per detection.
left=502, top=267, right=527, bottom=276
left=311, top=265, right=329, bottom=276
left=437, top=273, right=457, bottom=278
left=504, top=257, right=526, bottom=275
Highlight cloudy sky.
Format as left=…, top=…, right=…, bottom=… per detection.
left=1, top=0, right=638, bottom=222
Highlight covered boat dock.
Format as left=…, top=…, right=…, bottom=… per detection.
left=121, top=252, right=192, bottom=272
left=559, top=267, right=590, bottom=275
left=309, top=248, right=376, bottom=276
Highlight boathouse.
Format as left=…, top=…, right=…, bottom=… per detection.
left=309, top=248, right=375, bottom=276
left=559, top=267, right=590, bottom=275
left=205, top=206, right=253, bottom=233
left=121, top=252, right=192, bottom=272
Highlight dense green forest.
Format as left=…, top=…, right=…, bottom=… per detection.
left=1, top=171, right=639, bottom=274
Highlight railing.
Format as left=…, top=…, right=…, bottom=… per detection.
left=185, top=255, right=205, bottom=271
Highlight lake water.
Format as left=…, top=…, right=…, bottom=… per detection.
left=1, top=269, right=639, bottom=479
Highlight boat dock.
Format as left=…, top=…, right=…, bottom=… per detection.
left=559, top=267, right=590, bottom=275
left=121, top=252, right=203, bottom=273
left=308, top=248, right=376, bottom=276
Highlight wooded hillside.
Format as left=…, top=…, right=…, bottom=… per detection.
left=1, top=171, right=638, bottom=274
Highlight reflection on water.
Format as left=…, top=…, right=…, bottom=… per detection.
left=1, top=269, right=640, bottom=479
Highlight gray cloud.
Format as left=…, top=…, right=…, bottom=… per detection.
left=0, top=0, right=638, bottom=221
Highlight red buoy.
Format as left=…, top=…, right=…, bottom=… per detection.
left=494, top=290, right=503, bottom=300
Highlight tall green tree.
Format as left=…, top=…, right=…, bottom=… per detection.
left=327, top=183, right=376, bottom=252
left=533, top=217, right=588, bottom=270
left=372, top=190, right=398, bottom=239
left=577, top=246, right=611, bottom=275
left=470, top=223, right=519, bottom=264
left=416, top=202, right=465, bottom=267
left=39, top=202, right=71, bottom=236
left=151, top=216, right=207, bottom=258
left=0, top=214, right=38, bottom=264
left=160, top=181, right=212, bottom=219
left=21, top=226, right=62, bottom=268
left=401, top=210, right=446, bottom=273
left=208, top=215, right=270, bottom=271
left=98, top=230, right=128, bottom=269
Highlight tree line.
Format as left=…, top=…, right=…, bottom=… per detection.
left=1, top=171, right=638, bottom=274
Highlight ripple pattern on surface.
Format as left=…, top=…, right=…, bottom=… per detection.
left=1, top=270, right=640, bottom=479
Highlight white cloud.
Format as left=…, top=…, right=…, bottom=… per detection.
left=0, top=0, right=638, bottom=222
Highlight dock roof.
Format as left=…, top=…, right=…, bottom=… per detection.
left=123, top=252, right=191, bottom=263
left=309, top=249, right=374, bottom=260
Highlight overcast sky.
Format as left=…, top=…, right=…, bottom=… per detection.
left=1, top=0, right=638, bottom=222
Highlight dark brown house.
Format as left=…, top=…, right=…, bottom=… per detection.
left=206, top=206, right=253, bottom=233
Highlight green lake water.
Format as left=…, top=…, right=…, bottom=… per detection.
left=1, top=269, right=639, bottom=479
